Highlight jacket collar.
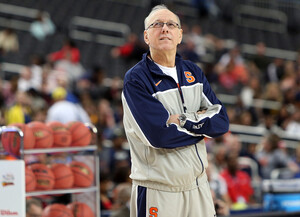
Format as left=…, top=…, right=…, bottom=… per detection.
left=143, top=51, right=183, bottom=76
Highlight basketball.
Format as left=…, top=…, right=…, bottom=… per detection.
left=25, top=166, right=36, bottom=192
left=46, top=121, right=72, bottom=147
left=30, top=163, right=55, bottom=190
left=1, top=123, right=35, bottom=156
left=70, top=161, right=94, bottom=187
left=67, top=121, right=91, bottom=147
left=67, top=202, right=95, bottom=217
left=27, top=121, right=53, bottom=149
left=51, top=163, right=74, bottom=189
left=42, top=203, right=74, bottom=217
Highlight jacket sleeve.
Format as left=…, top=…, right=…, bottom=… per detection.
left=182, top=66, right=229, bottom=138
left=122, top=78, right=203, bottom=149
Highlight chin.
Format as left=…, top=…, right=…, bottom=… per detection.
left=158, top=45, right=176, bottom=51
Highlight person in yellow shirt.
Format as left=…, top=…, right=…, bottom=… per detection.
left=5, top=91, right=32, bottom=125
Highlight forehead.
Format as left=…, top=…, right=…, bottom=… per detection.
left=148, top=9, right=178, bottom=23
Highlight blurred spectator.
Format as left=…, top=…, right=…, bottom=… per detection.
left=30, top=11, right=56, bottom=41
left=207, top=154, right=231, bottom=205
left=111, top=32, right=147, bottom=69
left=249, top=42, right=271, bottom=78
left=2, top=75, right=19, bottom=108
left=215, top=45, right=248, bottom=93
left=48, top=39, right=84, bottom=86
left=18, top=55, right=44, bottom=93
left=240, top=76, right=262, bottom=109
left=292, top=145, right=300, bottom=178
left=78, top=91, right=99, bottom=125
left=186, top=25, right=207, bottom=58
left=43, top=62, right=68, bottom=94
left=100, top=172, right=113, bottom=211
left=266, top=58, right=284, bottom=83
left=110, top=183, right=131, bottom=217
left=26, top=197, right=43, bottom=217
left=96, top=99, right=116, bottom=140
left=191, top=0, right=220, bottom=18
left=238, top=110, right=254, bottom=126
left=212, top=145, right=228, bottom=172
left=89, top=65, right=110, bottom=101
left=46, top=87, right=90, bottom=124
left=5, top=91, right=32, bottom=124
left=212, top=37, right=227, bottom=64
left=18, top=66, right=33, bottom=92
left=0, top=28, right=19, bottom=54
left=285, top=110, right=300, bottom=136
left=48, top=39, right=80, bottom=64
left=224, top=133, right=242, bottom=157
left=180, top=38, right=200, bottom=63
left=211, top=192, right=230, bottom=217
left=100, top=126, right=130, bottom=174
left=262, top=82, right=283, bottom=103
left=280, top=60, right=297, bottom=92
left=220, top=152, right=253, bottom=208
left=255, top=133, right=299, bottom=179
left=259, top=109, right=283, bottom=135
left=112, top=165, right=131, bottom=185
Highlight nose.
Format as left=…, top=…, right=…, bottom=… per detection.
left=161, top=23, right=169, bottom=32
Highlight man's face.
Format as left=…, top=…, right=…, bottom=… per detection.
left=144, top=9, right=182, bottom=53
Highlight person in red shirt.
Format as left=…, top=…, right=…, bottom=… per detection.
left=220, top=152, right=253, bottom=205
left=48, top=39, right=80, bottom=63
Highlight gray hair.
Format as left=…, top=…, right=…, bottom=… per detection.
left=144, top=4, right=181, bottom=29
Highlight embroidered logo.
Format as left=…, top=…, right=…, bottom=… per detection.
left=184, top=71, right=195, bottom=83
left=155, top=80, right=162, bottom=86
left=192, top=123, right=204, bottom=129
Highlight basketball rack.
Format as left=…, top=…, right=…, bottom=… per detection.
left=0, top=123, right=100, bottom=217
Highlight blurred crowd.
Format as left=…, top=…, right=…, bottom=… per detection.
left=0, top=14, right=300, bottom=217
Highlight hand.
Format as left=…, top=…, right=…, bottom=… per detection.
left=167, top=114, right=180, bottom=125
left=215, top=199, right=230, bottom=216
left=197, top=109, right=207, bottom=114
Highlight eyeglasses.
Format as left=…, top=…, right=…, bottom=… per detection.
left=146, top=21, right=180, bottom=30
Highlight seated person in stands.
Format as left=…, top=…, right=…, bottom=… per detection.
left=220, top=152, right=253, bottom=209
left=255, top=133, right=299, bottom=179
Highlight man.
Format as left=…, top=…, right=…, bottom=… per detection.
left=46, top=87, right=91, bottom=124
left=26, top=198, right=43, bottom=217
left=121, top=4, right=229, bottom=217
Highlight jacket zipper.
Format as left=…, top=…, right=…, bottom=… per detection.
left=177, top=83, right=187, bottom=113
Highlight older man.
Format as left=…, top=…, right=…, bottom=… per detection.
left=122, top=4, right=229, bottom=217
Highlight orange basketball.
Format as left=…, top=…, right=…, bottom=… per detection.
left=51, top=163, right=74, bottom=189
left=25, top=166, right=36, bottom=192
left=1, top=123, right=35, bottom=156
left=30, top=163, right=55, bottom=190
left=46, top=121, right=72, bottom=147
left=70, top=161, right=94, bottom=187
left=67, top=121, right=91, bottom=147
left=27, top=121, right=53, bottom=148
left=42, top=204, right=74, bottom=217
left=67, top=202, right=95, bottom=217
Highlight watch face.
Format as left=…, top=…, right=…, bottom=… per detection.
left=178, top=114, right=186, bottom=127
left=180, top=115, right=186, bottom=121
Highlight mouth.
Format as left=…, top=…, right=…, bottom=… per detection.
left=159, top=37, right=171, bottom=40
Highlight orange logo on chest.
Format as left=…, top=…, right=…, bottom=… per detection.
left=184, top=71, right=195, bottom=83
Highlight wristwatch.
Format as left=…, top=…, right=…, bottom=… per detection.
left=178, top=114, right=187, bottom=127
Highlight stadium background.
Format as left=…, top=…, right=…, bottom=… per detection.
left=0, top=0, right=300, bottom=217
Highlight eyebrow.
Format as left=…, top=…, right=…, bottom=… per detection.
left=152, top=19, right=177, bottom=23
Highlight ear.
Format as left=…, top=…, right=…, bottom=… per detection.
left=178, top=28, right=183, bottom=45
left=144, top=30, right=149, bottom=45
